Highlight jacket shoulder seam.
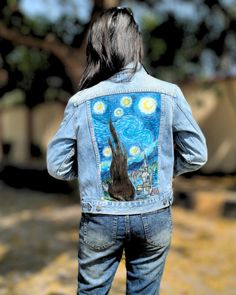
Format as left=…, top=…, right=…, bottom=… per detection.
left=73, top=87, right=176, bottom=106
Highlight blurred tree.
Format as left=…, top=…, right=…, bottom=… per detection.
left=1, top=0, right=235, bottom=94
left=136, top=0, right=236, bottom=81
left=0, top=0, right=120, bottom=160
left=0, top=0, right=120, bottom=92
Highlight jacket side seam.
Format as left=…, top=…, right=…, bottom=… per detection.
left=158, top=93, right=165, bottom=193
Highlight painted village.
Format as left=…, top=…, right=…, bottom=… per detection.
left=1, top=1, right=236, bottom=294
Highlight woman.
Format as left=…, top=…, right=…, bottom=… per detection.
left=47, top=7, right=207, bottom=295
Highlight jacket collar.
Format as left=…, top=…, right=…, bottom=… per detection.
left=108, top=62, right=144, bottom=82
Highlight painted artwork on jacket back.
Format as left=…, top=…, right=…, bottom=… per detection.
left=90, top=92, right=161, bottom=201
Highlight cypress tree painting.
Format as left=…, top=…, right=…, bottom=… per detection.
left=108, top=119, right=135, bottom=201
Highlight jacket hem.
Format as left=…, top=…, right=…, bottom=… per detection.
left=81, top=191, right=174, bottom=215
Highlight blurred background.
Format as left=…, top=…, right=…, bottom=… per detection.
left=0, top=0, right=236, bottom=294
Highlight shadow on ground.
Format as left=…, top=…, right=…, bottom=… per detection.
left=0, top=180, right=236, bottom=295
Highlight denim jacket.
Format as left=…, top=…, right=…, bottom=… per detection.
left=47, top=63, right=207, bottom=215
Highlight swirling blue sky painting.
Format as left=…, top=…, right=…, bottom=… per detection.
left=90, top=92, right=161, bottom=201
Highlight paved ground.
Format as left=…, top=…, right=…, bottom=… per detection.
left=0, top=181, right=235, bottom=295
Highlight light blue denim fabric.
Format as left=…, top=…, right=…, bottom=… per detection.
left=78, top=206, right=173, bottom=295
left=47, top=62, right=207, bottom=214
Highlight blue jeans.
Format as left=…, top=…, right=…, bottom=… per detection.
left=77, top=206, right=173, bottom=295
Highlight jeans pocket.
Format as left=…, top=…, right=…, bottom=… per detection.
left=141, top=206, right=172, bottom=247
left=79, top=214, right=117, bottom=251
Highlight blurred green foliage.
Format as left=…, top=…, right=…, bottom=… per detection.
left=6, top=47, right=49, bottom=73
left=0, top=0, right=236, bottom=108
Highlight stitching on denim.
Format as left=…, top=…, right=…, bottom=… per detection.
left=83, top=216, right=116, bottom=251
left=173, top=86, right=199, bottom=132
left=82, top=215, right=87, bottom=237
left=81, top=200, right=172, bottom=214
left=158, top=93, right=165, bottom=192
left=125, top=216, right=131, bottom=240
left=85, top=190, right=172, bottom=206
left=112, top=217, right=118, bottom=241
left=73, top=88, right=176, bottom=108
left=85, top=101, right=104, bottom=198
left=141, top=208, right=172, bottom=246
left=141, top=216, right=149, bottom=242
left=80, top=192, right=173, bottom=214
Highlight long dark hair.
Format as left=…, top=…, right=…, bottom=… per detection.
left=78, top=7, right=144, bottom=91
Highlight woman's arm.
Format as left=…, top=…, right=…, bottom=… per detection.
left=46, top=99, right=78, bottom=181
left=172, top=86, right=208, bottom=177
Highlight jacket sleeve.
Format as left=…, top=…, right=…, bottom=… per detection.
left=172, top=85, right=208, bottom=177
left=46, top=99, right=78, bottom=181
